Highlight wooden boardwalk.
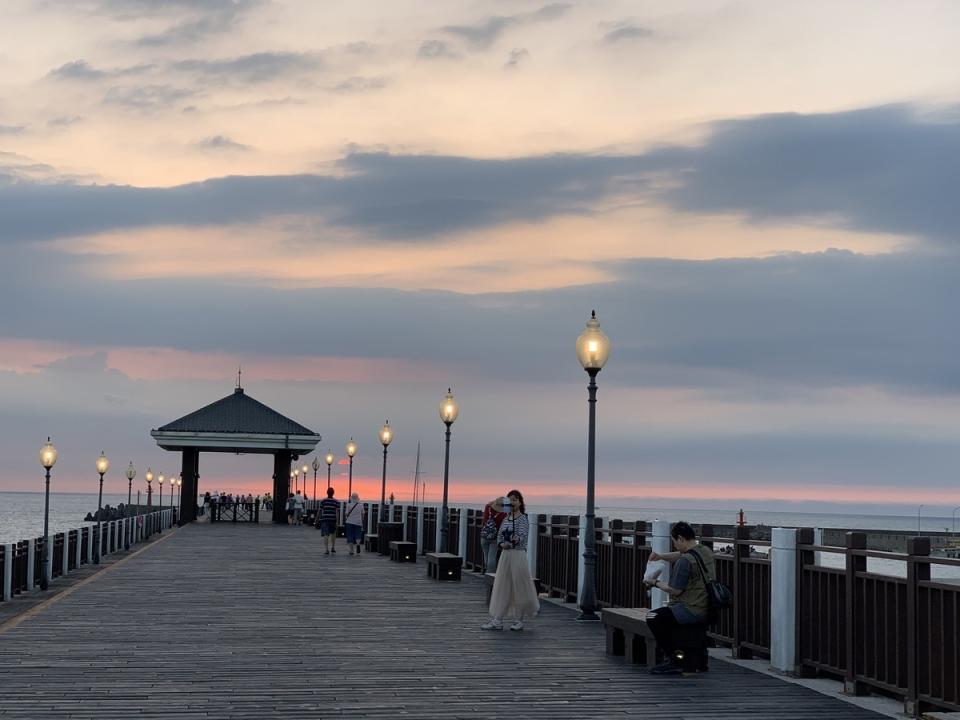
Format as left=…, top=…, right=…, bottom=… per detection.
left=0, top=523, right=885, bottom=719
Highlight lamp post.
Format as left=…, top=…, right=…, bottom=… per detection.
left=439, top=388, right=459, bottom=554
left=176, top=476, right=182, bottom=509
left=311, top=457, right=320, bottom=501
left=158, top=473, right=165, bottom=534
left=291, top=469, right=297, bottom=495
left=346, top=439, right=357, bottom=499
left=325, top=451, right=334, bottom=490
left=39, top=438, right=58, bottom=590
left=124, top=462, right=136, bottom=549
left=575, top=310, right=611, bottom=621
left=301, top=465, right=309, bottom=501
left=94, top=451, right=109, bottom=564
left=379, top=422, right=393, bottom=521
left=145, top=468, right=153, bottom=509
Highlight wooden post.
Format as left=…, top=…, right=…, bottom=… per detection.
left=771, top=528, right=797, bottom=673
left=904, top=536, right=931, bottom=717
left=733, top=525, right=753, bottom=659
left=795, top=528, right=815, bottom=677
left=844, top=531, right=867, bottom=695
left=61, top=533, right=69, bottom=576
left=3, top=544, right=12, bottom=601
left=74, top=529, right=82, bottom=569
left=416, top=506, right=425, bottom=555
left=457, top=510, right=468, bottom=560
left=26, top=538, right=35, bottom=591
left=527, top=512, right=539, bottom=579
left=179, top=448, right=199, bottom=526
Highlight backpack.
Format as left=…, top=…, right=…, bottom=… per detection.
left=480, top=516, right=499, bottom=541
left=687, top=547, right=733, bottom=613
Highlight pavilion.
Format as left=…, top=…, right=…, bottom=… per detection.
left=150, top=385, right=321, bottom=524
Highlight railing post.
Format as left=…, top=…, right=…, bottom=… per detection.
left=527, top=511, right=538, bottom=579
left=435, top=506, right=443, bottom=552
left=416, top=506, right=425, bottom=555
left=732, top=525, right=753, bottom=659
left=650, top=520, right=672, bottom=610
left=795, top=528, right=816, bottom=678
left=3, top=544, right=12, bottom=601
left=61, top=533, right=69, bottom=576
left=771, top=528, right=798, bottom=674
left=43, top=534, right=52, bottom=586
left=87, top=525, right=94, bottom=564
left=904, top=536, right=931, bottom=717
left=843, top=531, right=867, bottom=695
left=457, top=509, right=468, bottom=560
left=577, top=514, right=588, bottom=603
left=74, top=530, right=82, bottom=571
left=813, top=528, right=824, bottom=566
left=26, top=538, right=35, bottom=591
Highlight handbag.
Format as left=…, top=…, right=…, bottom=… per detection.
left=687, top=547, right=733, bottom=612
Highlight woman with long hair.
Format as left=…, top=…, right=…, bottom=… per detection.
left=481, top=489, right=540, bottom=631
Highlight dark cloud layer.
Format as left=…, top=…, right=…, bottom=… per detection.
left=171, top=52, right=321, bottom=84
left=439, top=3, right=570, bottom=51
left=4, top=103, right=955, bottom=249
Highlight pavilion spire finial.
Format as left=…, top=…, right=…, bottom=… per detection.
left=236, top=364, right=242, bottom=390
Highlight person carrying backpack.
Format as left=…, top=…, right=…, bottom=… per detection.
left=643, top=521, right=717, bottom=675
left=479, top=499, right=507, bottom=573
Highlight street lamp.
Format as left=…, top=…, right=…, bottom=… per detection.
left=439, top=388, right=459, bottom=553
left=301, top=464, right=309, bottom=501
left=39, top=438, right=58, bottom=590
left=324, top=451, right=334, bottom=490
left=158, top=472, right=165, bottom=534
left=145, top=468, right=153, bottom=509
left=125, top=462, right=136, bottom=549
left=94, top=451, right=109, bottom=564
left=291, top=469, right=297, bottom=495
left=379, top=421, right=393, bottom=521
left=312, top=456, right=320, bottom=502
left=125, top=462, right=136, bottom=514
left=176, top=476, right=182, bottom=507
left=575, top=310, right=610, bottom=621
left=345, top=439, right=357, bottom=499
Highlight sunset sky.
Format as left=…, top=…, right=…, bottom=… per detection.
left=1, top=1, right=958, bottom=515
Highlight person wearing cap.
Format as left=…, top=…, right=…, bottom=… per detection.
left=481, top=490, right=540, bottom=631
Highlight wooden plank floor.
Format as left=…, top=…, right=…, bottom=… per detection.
left=0, top=522, right=884, bottom=719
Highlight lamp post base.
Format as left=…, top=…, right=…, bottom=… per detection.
left=576, top=610, right=600, bottom=622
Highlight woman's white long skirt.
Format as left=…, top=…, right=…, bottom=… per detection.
left=488, top=548, right=540, bottom=621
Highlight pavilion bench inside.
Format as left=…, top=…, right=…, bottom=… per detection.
left=389, top=540, right=417, bottom=563
left=425, top=552, right=462, bottom=581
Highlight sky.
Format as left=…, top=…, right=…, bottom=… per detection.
left=0, top=0, right=958, bottom=517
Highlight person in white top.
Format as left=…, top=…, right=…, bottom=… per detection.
left=344, top=492, right=364, bottom=554
left=294, top=491, right=305, bottom=525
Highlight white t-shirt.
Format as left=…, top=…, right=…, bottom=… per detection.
left=345, top=501, right=363, bottom=525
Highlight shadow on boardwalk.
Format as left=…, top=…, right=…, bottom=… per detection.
left=0, top=523, right=884, bottom=719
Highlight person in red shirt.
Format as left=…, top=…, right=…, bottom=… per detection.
left=480, top=499, right=508, bottom=573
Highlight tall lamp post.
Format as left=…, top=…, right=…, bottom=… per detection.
left=39, top=438, right=58, bottom=590
left=345, top=440, right=357, bottom=499
left=94, top=451, right=109, bottom=564
left=158, top=473, right=165, bottom=534
left=312, top=457, right=320, bottom=501
left=291, top=469, right=297, bottom=495
left=439, top=388, right=459, bottom=553
left=125, top=462, right=136, bottom=549
left=325, top=451, right=334, bottom=490
left=575, top=310, right=610, bottom=621
left=301, top=465, right=309, bottom=501
left=176, top=476, right=182, bottom=511
left=145, top=468, right=153, bottom=509
left=125, top=462, right=136, bottom=515
left=379, top=422, right=393, bottom=521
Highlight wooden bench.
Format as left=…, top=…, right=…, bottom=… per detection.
left=389, top=540, right=417, bottom=563
left=425, top=552, right=462, bottom=581
left=601, top=608, right=658, bottom=668
left=364, top=534, right=378, bottom=553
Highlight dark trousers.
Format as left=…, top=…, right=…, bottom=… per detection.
left=646, top=607, right=709, bottom=670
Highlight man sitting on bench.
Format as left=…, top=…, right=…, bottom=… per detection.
left=643, top=521, right=714, bottom=675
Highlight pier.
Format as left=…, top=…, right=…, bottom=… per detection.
left=0, top=519, right=888, bottom=719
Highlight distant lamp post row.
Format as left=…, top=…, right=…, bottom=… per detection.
left=145, top=468, right=154, bottom=508
left=575, top=310, right=611, bottom=622
left=125, top=461, right=136, bottom=549
left=38, top=438, right=58, bottom=590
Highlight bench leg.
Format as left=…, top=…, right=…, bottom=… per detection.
left=606, top=626, right=624, bottom=657
left=623, top=631, right=635, bottom=664
left=642, top=636, right=657, bottom=668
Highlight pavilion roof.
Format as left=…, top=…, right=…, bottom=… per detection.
left=156, top=387, right=316, bottom=436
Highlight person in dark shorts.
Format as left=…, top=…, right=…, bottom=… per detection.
left=318, top=487, right=339, bottom=554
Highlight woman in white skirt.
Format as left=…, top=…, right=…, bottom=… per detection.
left=481, top=490, right=540, bottom=631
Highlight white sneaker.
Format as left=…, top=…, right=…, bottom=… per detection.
left=481, top=620, right=503, bottom=630
left=509, top=621, right=524, bottom=631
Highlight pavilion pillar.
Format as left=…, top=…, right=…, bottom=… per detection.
left=272, top=451, right=292, bottom=524
left=179, top=448, right=199, bottom=526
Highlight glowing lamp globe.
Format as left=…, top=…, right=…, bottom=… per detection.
left=40, top=438, right=58, bottom=469
left=576, top=310, right=611, bottom=371
left=379, top=421, right=393, bottom=448
left=96, top=451, right=110, bottom=476
left=439, top=388, right=459, bottom=425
